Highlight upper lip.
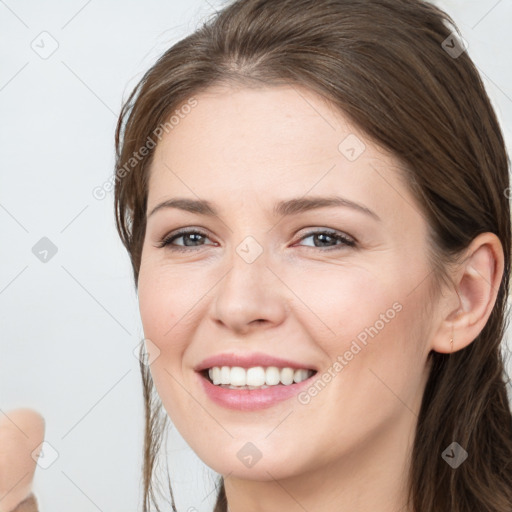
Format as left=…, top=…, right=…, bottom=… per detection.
left=194, top=352, right=317, bottom=372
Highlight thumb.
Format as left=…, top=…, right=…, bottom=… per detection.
left=0, top=409, right=45, bottom=512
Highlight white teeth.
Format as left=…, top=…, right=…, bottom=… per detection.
left=205, top=366, right=314, bottom=388
left=220, top=366, right=231, bottom=385
left=265, top=366, right=281, bottom=385
left=280, top=367, right=294, bottom=385
left=230, top=367, right=246, bottom=387
left=246, top=366, right=266, bottom=386
left=293, top=369, right=309, bottom=383
left=209, top=367, right=220, bottom=385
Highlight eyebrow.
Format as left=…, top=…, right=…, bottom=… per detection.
left=148, top=195, right=381, bottom=221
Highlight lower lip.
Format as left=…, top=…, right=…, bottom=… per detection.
left=196, top=371, right=315, bottom=411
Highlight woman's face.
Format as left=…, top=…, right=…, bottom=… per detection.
left=138, top=84, right=438, bottom=481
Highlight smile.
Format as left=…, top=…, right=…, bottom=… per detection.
left=205, top=365, right=315, bottom=389
left=197, top=366, right=318, bottom=410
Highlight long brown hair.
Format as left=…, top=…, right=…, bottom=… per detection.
left=114, top=1, right=512, bottom=510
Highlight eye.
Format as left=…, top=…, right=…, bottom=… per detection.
left=157, top=228, right=356, bottom=252
left=295, top=229, right=356, bottom=250
left=156, top=228, right=214, bottom=252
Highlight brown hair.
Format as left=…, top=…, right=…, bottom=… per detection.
left=114, top=0, right=512, bottom=510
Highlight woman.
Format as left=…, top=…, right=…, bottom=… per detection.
left=2, top=0, right=512, bottom=511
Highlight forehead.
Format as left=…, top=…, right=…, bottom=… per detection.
left=147, top=84, right=417, bottom=223
left=153, top=84, right=373, bottom=165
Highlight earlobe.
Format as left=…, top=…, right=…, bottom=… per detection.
left=430, top=232, right=504, bottom=355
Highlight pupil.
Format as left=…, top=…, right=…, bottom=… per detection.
left=186, top=233, right=202, bottom=246
left=317, top=233, right=333, bottom=246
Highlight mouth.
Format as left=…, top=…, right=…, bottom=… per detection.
left=199, top=366, right=318, bottom=390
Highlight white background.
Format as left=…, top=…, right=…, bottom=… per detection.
left=1, top=1, right=511, bottom=511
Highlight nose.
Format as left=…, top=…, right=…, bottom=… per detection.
left=211, top=247, right=288, bottom=335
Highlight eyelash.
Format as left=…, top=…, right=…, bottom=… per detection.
left=156, top=228, right=356, bottom=252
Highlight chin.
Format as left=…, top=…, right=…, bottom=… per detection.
left=190, top=437, right=308, bottom=481
left=207, top=457, right=302, bottom=481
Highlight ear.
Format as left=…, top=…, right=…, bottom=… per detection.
left=430, top=232, right=505, bottom=354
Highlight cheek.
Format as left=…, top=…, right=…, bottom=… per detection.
left=137, top=265, right=196, bottom=421
left=137, top=273, right=192, bottom=393
left=287, top=262, right=401, bottom=340
left=137, top=261, right=198, bottom=347
left=288, top=261, right=429, bottom=381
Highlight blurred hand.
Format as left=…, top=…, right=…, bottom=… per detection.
left=0, top=409, right=45, bottom=512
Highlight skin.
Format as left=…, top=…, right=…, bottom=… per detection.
left=137, top=84, right=503, bottom=512
left=0, top=409, right=44, bottom=512
left=0, top=87, right=503, bottom=511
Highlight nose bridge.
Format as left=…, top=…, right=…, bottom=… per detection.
left=221, top=232, right=270, bottom=302
left=212, top=231, right=286, bottom=330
